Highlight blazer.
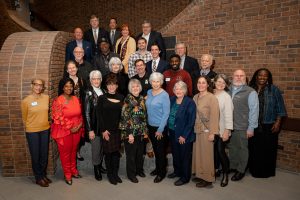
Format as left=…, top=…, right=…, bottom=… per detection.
left=65, top=40, right=92, bottom=62
left=136, top=31, right=166, bottom=60
left=115, top=36, right=136, bottom=74
left=92, top=52, right=120, bottom=77
left=146, top=59, right=169, bottom=74
left=109, top=29, right=121, bottom=52
left=183, top=56, right=200, bottom=95
left=84, top=28, right=109, bottom=56
left=169, top=96, right=196, bottom=143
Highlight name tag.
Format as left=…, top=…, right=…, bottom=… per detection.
left=165, top=78, right=170, bottom=82
left=31, top=101, right=38, bottom=106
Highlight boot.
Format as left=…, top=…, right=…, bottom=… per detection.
left=94, top=165, right=102, bottom=181
left=220, top=173, right=228, bottom=187
left=112, top=152, right=122, bottom=183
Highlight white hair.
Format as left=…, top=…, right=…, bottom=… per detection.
left=89, top=70, right=102, bottom=81
left=109, top=57, right=123, bottom=72
left=128, top=79, right=142, bottom=94
left=149, top=72, right=164, bottom=86
left=173, top=81, right=187, bottom=95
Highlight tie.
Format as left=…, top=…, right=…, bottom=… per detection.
left=111, top=30, right=115, bottom=43
left=93, top=29, right=98, bottom=44
left=152, top=60, right=157, bottom=72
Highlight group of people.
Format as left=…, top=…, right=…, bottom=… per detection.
left=20, top=15, right=287, bottom=189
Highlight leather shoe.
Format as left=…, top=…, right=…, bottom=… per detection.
left=72, top=174, right=82, bottom=179
left=115, top=175, right=122, bottom=183
left=220, top=173, right=229, bottom=187
left=36, top=179, right=49, bottom=187
left=150, top=169, right=157, bottom=176
left=65, top=179, right=72, bottom=185
left=231, top=172, right=245, bottom=181
left=108, top=176, right=117, bottom=185
left=154, top=176, right=164, bottom=183
left=215, top=169, right=222, bottom=177
left=43, top=177, right=52, bottom=184
left=192, top=177, right=204, bottom=183
left=167, top=172, right=177, bottom=179
left=196, top=180, right=212, bottom=188
left=137, top=172, right=146, bottom=178
left=129, top=177, right=139, bottom=183
left=174, top=179, right=187, bottom=186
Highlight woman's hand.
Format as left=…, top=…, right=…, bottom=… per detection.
left=155, top=132, right=163, bottom=140
left=70, top=122, right=83, bottom=133
left=103, top=130, right=110, bottom=141
left=178, top=136, right=185, bottom=144
left=89, top=131, right=95, bottom=140
left=128, top=134, right=134, bottom=144
left=208, top=133, right=215, bottom=142
left=222, top=130, right=230, bottom=142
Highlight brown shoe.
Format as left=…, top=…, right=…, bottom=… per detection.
left=43, top=177, right=52, bottom=184
left=196, top=180, right=212, bottom=188
left=36, top=179, right=49, bottom=187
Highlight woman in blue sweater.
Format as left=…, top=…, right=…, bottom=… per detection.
left=146, top=72, right=170, bottom=183
left=167, top=81, right=196, bottom=186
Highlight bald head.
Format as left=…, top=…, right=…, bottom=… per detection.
left=232, top=69, right=247, bottom=86
left=74, top=27, right=83, bottom=40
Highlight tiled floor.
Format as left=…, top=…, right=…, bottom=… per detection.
left=0, top=143, right=299, bottom=200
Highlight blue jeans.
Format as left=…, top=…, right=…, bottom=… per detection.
left=26, top=129, right=50, bottom=181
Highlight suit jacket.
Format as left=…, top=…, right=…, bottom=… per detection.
left=84, top=28, right=109, bottom=57
left=136, top=31, right=166, bottom=60
left=65, top=40, right=92, bottom=63
left=182, top=56, right=200, bottom=95
left=146, top=59, right=169, bottom=74
left=169, top=96, right=196, bottom=143
left=92, top=52, right=120, bottom=77
left=109, top=29, right=121, bottom=52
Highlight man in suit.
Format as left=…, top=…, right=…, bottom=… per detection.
left=92, top=38, right=120, bottom=77
left=175, top=42, right=200, bottom=95
left=65, top=27, right=92, bottom=63
left=136, top=20, right=166, bottom=60
left=146, top=44, right=169, bottom=74
left=200, top=54, right=217, bottom=79
left=108, top=18, right=121, bottom=52
left=84, top=15, right=109, bottom=57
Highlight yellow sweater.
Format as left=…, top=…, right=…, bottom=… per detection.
left=21, top=94, right=50, bottom=132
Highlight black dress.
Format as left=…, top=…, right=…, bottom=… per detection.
left=97, top=93, right=124, bottom=153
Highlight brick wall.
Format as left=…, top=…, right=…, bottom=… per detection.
left=31, top=0, right=190, bottom=35
left=161, top=0, right=300, bottom=173
left=0, top=31, right=72, bottom=176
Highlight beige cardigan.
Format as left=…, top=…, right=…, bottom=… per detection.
left=115, top=36, right=136, bottom=74
left=215, top=91, right=233, bottom=137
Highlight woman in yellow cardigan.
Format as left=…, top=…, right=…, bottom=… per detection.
left=115, top=24, right=136, bottom=74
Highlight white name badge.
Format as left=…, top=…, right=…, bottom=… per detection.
left=165, top=78, right=170, bottom=82
left=31, top=101, right=38, bottom=106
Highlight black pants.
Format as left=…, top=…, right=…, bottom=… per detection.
left=105, top=151, right=120, bottom=178
left=26, top=129, right=50, bottom=181
left=169, top=129, right=192, bottom=182
left=148, top=125, right=167, bottom=177
left=124, top=135, right=145, bottom=179
left=214, top=135, right=229, bottom=173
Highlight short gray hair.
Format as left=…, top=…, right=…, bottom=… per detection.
left=149, top=72, right=164, bottom=86
left=128, top=79, right=142, bottom=94
left=89, top=70, right=102, bottom=81
left=173, top=81, right=187, bottom=95
left=175, top=42, right=186, bottom=48
left=201, top=54, right=214, bottom=62
left=109, top=57, right=123, bottom=72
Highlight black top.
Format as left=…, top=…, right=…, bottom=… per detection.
left=97, top=93, right=124, bottom=133
left=132, top=73, right=151, bottom=97
left=102, top=72, right=129, bottom=97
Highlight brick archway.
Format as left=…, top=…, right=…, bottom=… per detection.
left=0, top=31, right=72, bottom=176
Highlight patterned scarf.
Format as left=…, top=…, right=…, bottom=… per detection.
left=120, top=37, right=129, bottom=61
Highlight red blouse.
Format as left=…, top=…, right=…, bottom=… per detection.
left=51, top=95, right=84, bottom=140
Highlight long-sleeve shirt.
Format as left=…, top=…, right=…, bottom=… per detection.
left=146, top=89, right=170, bottom=133
left=128, top=50, right=152, bottom=78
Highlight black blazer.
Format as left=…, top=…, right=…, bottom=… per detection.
left=92, top=52, right=120, bottom=77
left=136, top=31, right=166, bottom=59
left=146, top=59, right=169, bottom=74
left=182, top=56, right=200, bottom=95
left=65, top=40, right=92, bottom=63
left=109, top=29, right=121, bottom=52
left=84, top=28, right=109, bottom=57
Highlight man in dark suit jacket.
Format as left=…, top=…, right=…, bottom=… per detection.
left=199, top=54, right=217, bottom=79
left=175, top=42, right=200, bottom=95
left=84, top=15, right=109, bottom=57
left=65, top=27, right=92, bottom=63
left=108, top=18, right=121, bottom=52
left=146, top=44, right=169, bottom=74
left=136, top=20, right=166, bottom=60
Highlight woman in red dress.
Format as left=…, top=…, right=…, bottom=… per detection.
left=51, top=77, right=84, bottom=185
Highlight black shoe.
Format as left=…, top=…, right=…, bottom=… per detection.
left=231, top=172, right=245, bottom=181
left=196, top=180, right=212, bottom=188
left=129, top=177, right=139, bottom=183
left=137, top=172, right=146, bottom=178
left=192, top=177, right=204, bottom=183
left=154, top=176, right=164, bottom=183
left=167, top=172, right=177, bottom=179
left=115, top=175, right=122, bottom=183
left=64, top=179, right=72, bottom=186
left=150, top=169, right=157, bottom=176
left=229, top=169, right=237, bottom=174
left=215, top=169, right=222, bottom=177
left=221, top=173, right=229, bottom=187
left=100, top=166, right=107, bottom=174
left=77, top=154, right=84, bottom=161
left=174, top=179, right=187, bottom=186
left=94, top=166, right=102, bottom=181
left=72, top=174, right=82, bottom=179
left=108, top=175, right=117, bottom=185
